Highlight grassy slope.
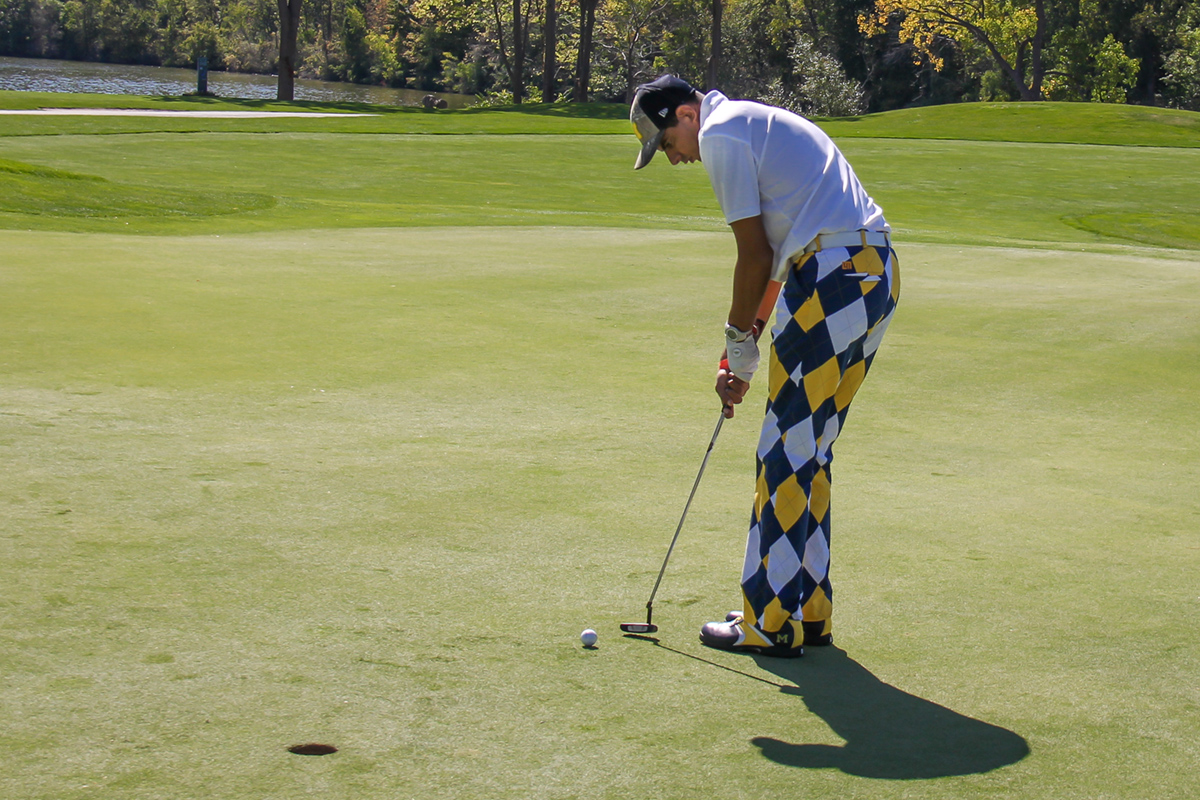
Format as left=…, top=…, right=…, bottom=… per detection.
left=2, top=91, right=1198, bottom=251
left=1, top=134, right=1199, bottom=250
left=820, top=100, right=1200, bottom=148
left=1, top=98, right=1199, bottom=799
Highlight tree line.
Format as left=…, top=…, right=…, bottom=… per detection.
left=1, top=1, right=1198, bottom=112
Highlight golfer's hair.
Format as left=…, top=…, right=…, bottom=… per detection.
left=661, top=90, right=705, bottom=129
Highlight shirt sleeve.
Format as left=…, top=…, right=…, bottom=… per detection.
left=700, top=133, right=761, bottom=225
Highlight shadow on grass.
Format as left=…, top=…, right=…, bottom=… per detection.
left=152, top=95, right=630, bottom=120
left=751, top=647, right=1030, bottom=779
left=623, top=634, right=790, bottom=688
left=626, top=636, right=1028, bottom=777
left=153, top=95, right=407, bottom=114
left=458, top=101, right=628, bottom=119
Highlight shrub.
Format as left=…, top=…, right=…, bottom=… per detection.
left=761, top=36, right=865, bottom=118
left=1091, top=35, right=1138, bottom=104
left=1163, top=25, right=1200, bottom=111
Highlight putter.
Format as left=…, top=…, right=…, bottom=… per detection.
left=620, top=408, right=726, bottom=634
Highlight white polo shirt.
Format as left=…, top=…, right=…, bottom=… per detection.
left=698, top=91, right=888, bottom=281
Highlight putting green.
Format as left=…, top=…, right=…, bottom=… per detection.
left=2, top=97, right=1199, bottom=798
left=2, top=223, right=1198, bottom=799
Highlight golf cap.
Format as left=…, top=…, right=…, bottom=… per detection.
left=630, top=75, right=701, bottom=170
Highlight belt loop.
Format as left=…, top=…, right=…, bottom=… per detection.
left=860, top=230, right=868, bottom=249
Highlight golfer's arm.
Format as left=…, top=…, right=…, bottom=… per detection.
left=727, top=215, right=775, bottom=334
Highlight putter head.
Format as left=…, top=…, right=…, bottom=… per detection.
left=619, top=622, right=658, bottom=634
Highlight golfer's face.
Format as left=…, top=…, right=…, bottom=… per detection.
left=661, top=120, right=700, bottom=165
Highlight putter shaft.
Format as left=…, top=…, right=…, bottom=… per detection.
left=643, top=410, right=725, bottom=620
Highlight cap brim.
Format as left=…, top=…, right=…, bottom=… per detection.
left=634, top=129, right=663, bottom=170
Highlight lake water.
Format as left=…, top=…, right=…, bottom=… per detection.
left=0, top=56, right=474, bottom=108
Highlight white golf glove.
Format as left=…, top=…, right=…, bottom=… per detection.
left=724, top=329, right=760, bottom=382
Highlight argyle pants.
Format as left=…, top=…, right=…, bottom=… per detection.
left=741, top=244, right=900, bottom=644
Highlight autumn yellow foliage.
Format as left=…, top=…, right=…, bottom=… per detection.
left=859, top=0, right=1039, bottom=75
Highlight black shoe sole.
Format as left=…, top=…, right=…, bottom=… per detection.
left=699, top=636, right=805, bottom=658
left=802, top=621, right=833, bottom=647
left=717, top=617, right=830, bottom=649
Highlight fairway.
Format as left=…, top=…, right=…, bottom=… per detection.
left=2, top=97, right=1199, bottom=800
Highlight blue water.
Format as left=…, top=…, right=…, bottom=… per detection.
left=0, top=56, right=473, bottom=108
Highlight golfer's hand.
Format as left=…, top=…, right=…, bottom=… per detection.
left=716, top=366, right=749, bottom=418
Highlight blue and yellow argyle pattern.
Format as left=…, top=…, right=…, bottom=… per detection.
left=740, top=244, right=900, bottom=644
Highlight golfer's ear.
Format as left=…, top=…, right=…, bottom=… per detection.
left=677, top=103, right=700, bottom=125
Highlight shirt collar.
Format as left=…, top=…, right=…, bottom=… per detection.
left=699, top=90, right=727, bottom=128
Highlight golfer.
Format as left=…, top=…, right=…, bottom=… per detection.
left=630, top=75, right=900, bottom=657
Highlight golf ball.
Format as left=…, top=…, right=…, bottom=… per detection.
left=580, top=629, right=598, bottom=647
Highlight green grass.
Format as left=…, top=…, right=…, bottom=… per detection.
left=2, top=91, right=1198, bottom=249
left=1, top=132, right=1199, bottom=249
left=0, top=156, right=275, bottom=218
left=0, top=90, right=632, bottom=136
left=820, top=100, right=1200, bottom=148
left=3, top=90, right=1199, bottom=147
left=1, top=97, right=1199, bottom=799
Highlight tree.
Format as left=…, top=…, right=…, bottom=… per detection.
left=596, top=0, right=667, bottom=101
left=488, top=0, right=528, bottom=102
left=1120, top=0, right=1192, bottom=104
left=1043, top=2, right=1142, bottom=103
left=401, top=0, right=483, bottom=92
left=764, top=33, right=866, bottom=115
left=512, top=0, right=524, bottom=101
left=697, top=0, right=871, bottom=103
left=574, top=0, right=599, bottom=100
left=705, top=0, right=722, bottom=89
left=860, top=0, right=1051, bottom=100
left=1090, top=33, right=1139, bottom=102
left=0, top=1, right=29, bottom=56
left=543, top=0, right=557, bottom=100
left=277, top=0, right=301, bottom=99
left=1163, top=8, right=1200, bottom=110
left=60, top=0, right=99, bottom=61
left=688, top=0, right=773, bottom=97
left=0, top=0, right=1180, bottom=106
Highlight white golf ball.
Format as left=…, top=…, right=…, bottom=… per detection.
left=580, top=629, right=598, bottom=647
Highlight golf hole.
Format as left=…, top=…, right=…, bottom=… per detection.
left=288, top=743, right=338, bottom=756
